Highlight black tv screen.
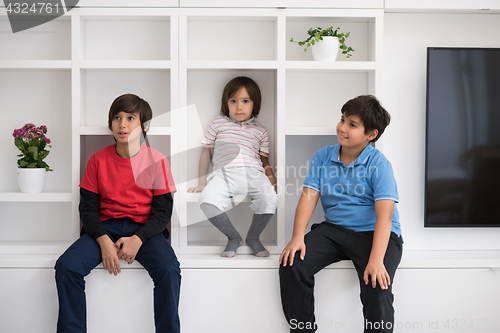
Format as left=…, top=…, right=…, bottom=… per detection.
left=425, top=47, right=500, bottom=227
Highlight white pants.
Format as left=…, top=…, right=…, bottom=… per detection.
left=199, top=166, right=277, bottom=215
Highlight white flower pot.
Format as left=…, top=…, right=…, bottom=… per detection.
left=17, top=168, right=46, bottom=193
left=311, top=36, right=340, bottom=61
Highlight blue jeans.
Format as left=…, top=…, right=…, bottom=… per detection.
left=55, top=218, right=181, bottom=333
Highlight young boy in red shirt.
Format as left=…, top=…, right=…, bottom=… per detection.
left=55, top=94, right=180, bottom=333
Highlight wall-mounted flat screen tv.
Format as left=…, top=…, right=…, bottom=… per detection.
left=425, top=47, right=500, bottom=227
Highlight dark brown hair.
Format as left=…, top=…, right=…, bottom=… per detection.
left=108, top=94, right=153, bottom=140
left=220, top=76, right=262, bottom=118
left=341, top=95, right=391, bottom=142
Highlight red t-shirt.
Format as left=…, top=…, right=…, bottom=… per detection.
left=80, top=144, right=176, bottom=224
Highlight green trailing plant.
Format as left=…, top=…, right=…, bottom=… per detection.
left=290, top=26, right=355, bottom=58
left=13, top=123, right=53, bottom=171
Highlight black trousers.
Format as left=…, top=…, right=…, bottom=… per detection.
left=279, top=222, right=403, bottom=333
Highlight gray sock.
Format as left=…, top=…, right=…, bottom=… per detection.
left=246, top=214, right=273, bottom=257
left=200, top=203, right=243, bottom=258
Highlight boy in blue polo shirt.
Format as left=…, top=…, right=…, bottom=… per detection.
left=279, top=95, right=402, bottom=333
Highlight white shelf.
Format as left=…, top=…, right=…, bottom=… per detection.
left=178, top=254, right=293, bottom=269
left=286, top=61, right=376, bottom=71
left=186, top=60, right=278, bottom=69
left=78, top=0, right=179, bottom=7
left=144, top=127, right=172, bottom=136
left=0, top=253, right=144, bottom=269
left=0, top=191, right=72, bottom=202
left=80, top=127, right=171, bottom=135
left=282, top=0, right=384, bottom=9
left=180, top=251, right=500, bottom=269
left=185, top=193, right=201, bottom=203
left=80, top=127, right=112, bottom=135
left=0, top=241, right=72, bottom=255
left=284, top=8, right=384, bottom=18
left=179, top=0, right=384, bottom=9
left=399, top=250, right=500, bottom=269
left=186, top=193, right=250, bottom=203
left=286, top=127, right=337, bottom=136
left=80, top=60, right=171, bottom=70
left=0, top=61, right=72, bottom=69
left=2, top=251, right=499, bottom=269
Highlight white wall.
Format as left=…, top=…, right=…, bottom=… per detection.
left=382, top=12, right=500, bottom=251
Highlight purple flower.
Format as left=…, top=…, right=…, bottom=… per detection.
left=13, top=123, right=53, bottom=171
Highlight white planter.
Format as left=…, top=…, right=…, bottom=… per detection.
left=311, top=36, right=340, bottom=61
left=17, top=168, right=46, bottom=193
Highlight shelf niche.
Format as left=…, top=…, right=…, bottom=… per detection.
left=80, top=69, right=171, bottom=128
left=286, top=16, right=376, bottom=62
left=0, top=18, right=71, bottom=61
left=187, top=16, right=277, bottom=61
left=81, top=16, right=171, bottom=61
left=284, top=135, right=338, bottom=243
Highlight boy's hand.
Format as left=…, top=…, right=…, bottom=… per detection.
left=363, top=259, right=390, bottom=290
left=187, top=184, right=206, bottom=193
left=267, top=175, right=278, bottom=193
left=279, top=237, right=306, bottom=267
left=115, top=235, right=143, bottom=265
left=97, top=235, right=121, bottom=275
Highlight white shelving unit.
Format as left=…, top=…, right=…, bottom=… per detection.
left=0, top=12, right=73, bottom=256
left=0, top=7, right=179, bottom=257
left=0, top=5, right=383, bottom=259
left=74, top=8, right=180, bottom=250
left=177, top=8, right=383, bottom=254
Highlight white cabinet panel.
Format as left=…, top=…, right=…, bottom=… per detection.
left=1, top=267, right=500, bottom=333
left=392, top=269, right=500, bottom=333
left=180, top=0, right=384, bottom=9
left=385, top=0, right=500, bottom=11
left=78, top=0, right=179, bottom=7
left=0, top=269, right=58, bottom=333
left=179, top=269, right=289, bottom=333
left=86, top=269, right=156, bottom=333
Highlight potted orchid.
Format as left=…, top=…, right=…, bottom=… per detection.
left=13, top=123, right=52, bottom=193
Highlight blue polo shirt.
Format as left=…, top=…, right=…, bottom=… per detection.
left=303, top=143, right=401, bottom=236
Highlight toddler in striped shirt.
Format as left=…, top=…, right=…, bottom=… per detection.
left=188, top=76, right=278, bottom=257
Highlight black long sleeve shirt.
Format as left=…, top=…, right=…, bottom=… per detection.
left=79, top=187, right=173, bottom=243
